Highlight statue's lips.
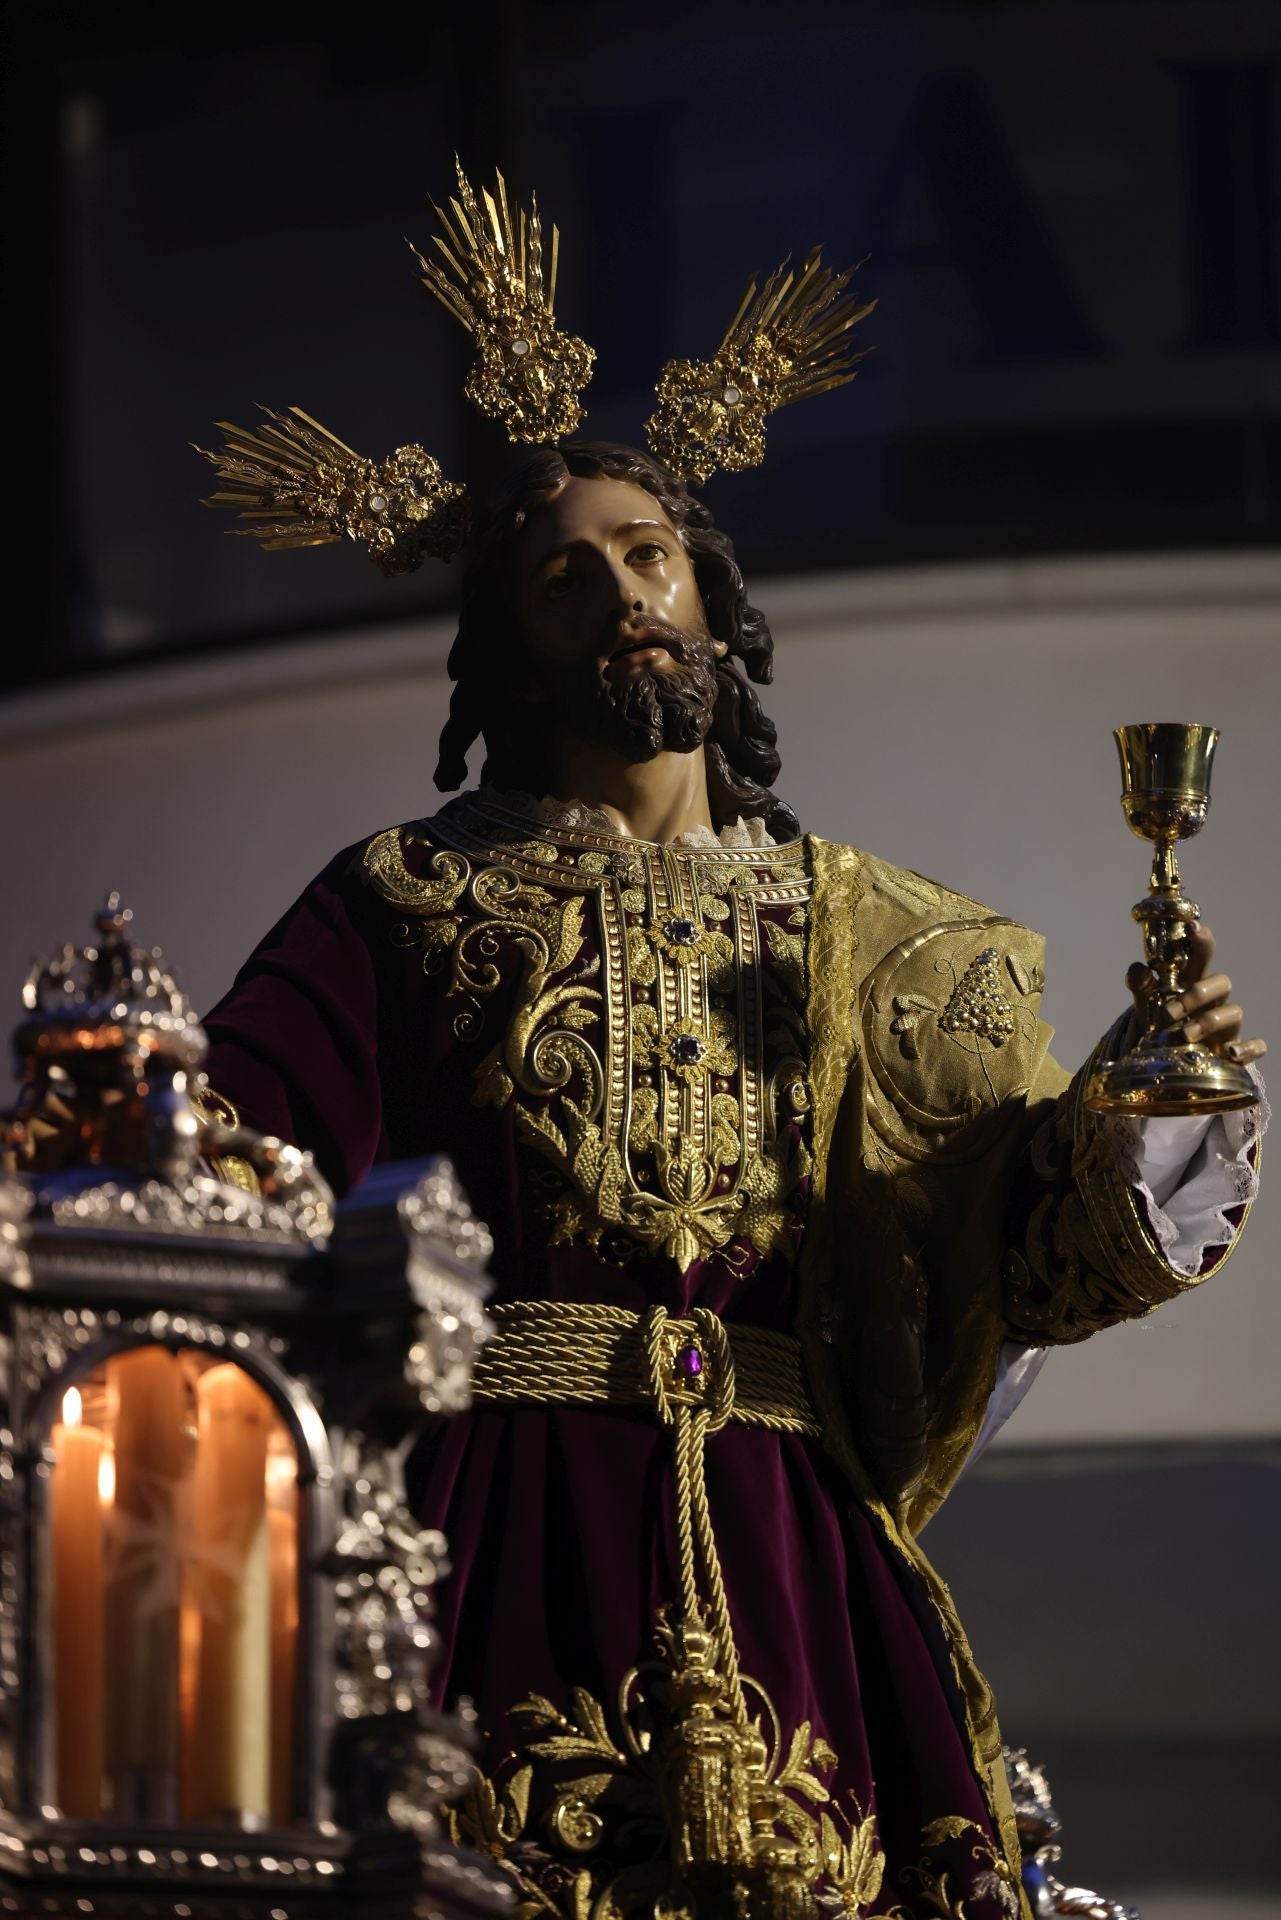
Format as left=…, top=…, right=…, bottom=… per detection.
left=607, top=631, right=676, bottom=665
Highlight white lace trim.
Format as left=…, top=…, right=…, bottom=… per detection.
left=476, top=785, right=778, bottom=849
left=1105, top=1066, right=1268, bottom=1278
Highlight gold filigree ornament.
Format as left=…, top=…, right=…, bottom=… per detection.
left=195, top=405, right=469, bottom=575
left=198, top=159, right=876, bottom=591
left=447, top=1624, right=864, bottom=1920
left=646, top=248, right=876, bottom=486
left=409, top=159, right=595, bottom=444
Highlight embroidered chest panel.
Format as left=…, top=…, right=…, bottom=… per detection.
left=363, top=799, right=812, bottom=1274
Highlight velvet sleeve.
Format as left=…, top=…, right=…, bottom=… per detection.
left=201, top=848, right=387, bottom=1196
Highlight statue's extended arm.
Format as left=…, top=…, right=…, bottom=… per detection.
left=1001, top=1013, right=1263, bottom=1345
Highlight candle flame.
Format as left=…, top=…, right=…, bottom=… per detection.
left=97, top=1450, right=115, bottom=1505
left=62, top=1386, right=83, bottom=1428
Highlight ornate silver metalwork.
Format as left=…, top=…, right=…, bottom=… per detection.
left=44, top=1165, right=331, bottom=1244
left=1006, top=1745, right=1139, bottom=1920
left=401, top=1158, right=495, bottom=1415
left=0, top=903, right=508, bottom=1917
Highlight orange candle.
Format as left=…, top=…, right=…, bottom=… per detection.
left=186, top=1363, right=272, bottom=1825
left=266, top=1449, right=299, bottom=1825
left=51, top=1387, right=105, bottom=1817
left=104, top=1347, right=194, bottom=1822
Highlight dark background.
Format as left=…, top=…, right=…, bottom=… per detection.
left=2, top=8, right=1278, bottom=1909
left=3, top=0, right=1278, bottom=686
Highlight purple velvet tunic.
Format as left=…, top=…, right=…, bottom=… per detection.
left=204, top=796, right=1022, bottom=1918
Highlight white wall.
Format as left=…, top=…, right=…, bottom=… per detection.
left=4, top=547, right=1278, bottom=1446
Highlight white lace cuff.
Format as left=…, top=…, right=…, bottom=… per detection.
left=1103, top=1067, right=1268, bottom=1278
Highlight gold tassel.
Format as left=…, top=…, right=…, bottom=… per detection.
left=652, top=1616, right=753, bottom=1872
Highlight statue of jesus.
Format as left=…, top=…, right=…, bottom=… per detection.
left=201, top=439, right=1265, bottom=1920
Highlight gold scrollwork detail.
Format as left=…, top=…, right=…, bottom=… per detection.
left=447, top=1620, right=862, bottom=1920
left=446, top=1634, right=1009, bottom=1920
left=365, top=821, right=815, bottom=1275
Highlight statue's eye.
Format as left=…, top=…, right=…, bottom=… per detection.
left=543, top=570, right=580, bottom=601
left=628, top=542, right=667, bottom=565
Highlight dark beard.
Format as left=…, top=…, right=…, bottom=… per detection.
left=574, top=621, right=720, bottom=763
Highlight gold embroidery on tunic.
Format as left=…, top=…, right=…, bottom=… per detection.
left=445, top=1656, right=1013, bottom=1919
left=446, top=1643, right=875, bottom=1920
left=362, top=805, right=813, bottom=1274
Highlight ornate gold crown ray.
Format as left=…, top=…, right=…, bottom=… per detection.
left=196, top=162, right=874, bottom=577
left=647, top=248, right=876, bottom=487
left=408, top=160, right=594, bottom=446
left=194, top=405, right=469, bottom=576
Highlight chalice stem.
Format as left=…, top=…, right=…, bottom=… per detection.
left=1137, top=833, right=1194, bottom=1035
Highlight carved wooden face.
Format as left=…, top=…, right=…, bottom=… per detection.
left=516, top=474, right=721, bottom=681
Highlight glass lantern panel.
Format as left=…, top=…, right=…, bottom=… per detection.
left=50, top=1347, right=300, bottom=1828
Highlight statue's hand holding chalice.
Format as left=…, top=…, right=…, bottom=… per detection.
left=1087, top=723, right=1266, bottom=1116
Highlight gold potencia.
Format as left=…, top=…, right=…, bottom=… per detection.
left=408, top=160, right=595, bottom=445
left=646, top=247, right=876, bottom=486
left=197, top=160, right=874, bottom=575
left=1085, top=723, right=1257, bottom=1117
left=194, top=406, right=470, bottom=577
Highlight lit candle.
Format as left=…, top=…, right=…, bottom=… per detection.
left=103, top=1347, right=194, bottom=1822
left=186, top=1363, right=272, bottom=1826
left=266, top=1447, right=299, bottom=1825
left=51, top=1386, right=105, bottom=1817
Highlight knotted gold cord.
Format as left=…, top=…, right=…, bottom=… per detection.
left=644, top=1306, right=747, bottom=1722
left=470, top=1300, right=820, bottom=1728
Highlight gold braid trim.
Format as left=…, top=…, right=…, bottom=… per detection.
left=474, top=1300, right=820, bottom=1733
left=795, top=836, right=1029, bottom=1909
left=473, top=1299, right=820, bottom=1434
left=1004, top=1014, right=1254, bottom=1345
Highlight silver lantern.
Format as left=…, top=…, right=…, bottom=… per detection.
left=0, top=900, right=508, bottom=1919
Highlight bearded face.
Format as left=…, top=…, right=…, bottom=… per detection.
left=513, top=472, right=725, bottom=772
left=555, top=614, right=719, bottom=763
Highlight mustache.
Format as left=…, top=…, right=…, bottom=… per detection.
left=603, top=615, right=712, bottom=665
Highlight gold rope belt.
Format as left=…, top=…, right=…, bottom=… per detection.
left=472, top=1299, right=820, bottom=1434
left=471, top=1302, right=821, bottom=1725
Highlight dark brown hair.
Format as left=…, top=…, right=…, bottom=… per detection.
left=434, top=441, right=799, bottom=841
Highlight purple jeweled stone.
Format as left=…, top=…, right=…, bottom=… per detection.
left=670, top=1033, right=706, bottom=1066
left=675, top=1343, right=704, bottom=1379
left=665, top=916, right=699, bottom=947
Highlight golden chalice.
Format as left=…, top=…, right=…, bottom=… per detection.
left=1085, top=723, right=1258, bottom=1116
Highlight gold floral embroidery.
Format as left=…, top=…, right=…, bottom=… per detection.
left=363, top=810, right=813, bottom=1274
left=765, top=912, right=806, bottom=1004
left=629, top=1085, right=660, bottom=1154
left=447, top=1634, right=861, bottom=1920
left=446, top=1654, right=1008, bottom=1920
left=818, top=1801, right=889, bottom=1914
left=711, top=1091, right=742, bottom=1167
left=899, top=1816, right=1021, bottom=1916
left=632, top=1006, right=738, bottom=1085
left=647, top=913, right=736, bottom=989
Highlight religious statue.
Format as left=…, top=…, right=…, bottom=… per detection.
left=181, top=167, right=1265, bottom=1919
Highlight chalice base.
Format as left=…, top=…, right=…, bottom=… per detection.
left=1085, top=1042, right=1257, bottom=1117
